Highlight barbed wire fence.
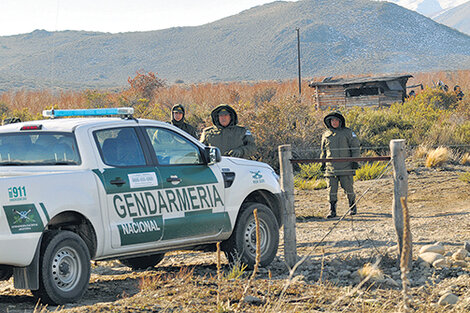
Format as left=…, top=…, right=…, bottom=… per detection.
left=277, top=139, right=411, bottom=307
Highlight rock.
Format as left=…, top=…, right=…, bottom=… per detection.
left=419, top=244, right=445, bottom=255
left=338, top=270, right=351, bottom=277
left=452, top=260, right=467, bottom=268
left=383, top=277, right=400, bottom=287
left=464, top=241, right=470, bottom=253
left=243, top=295, right=264, bottom=305
left=438, top=293, right=458, bottom=306
left=433, top=258, right=450, bottom=268
left=419, top=252, right=444, bottom=265
left=452, top=249, right=468, bottom=261
left=387, top=245, right=398, bottom=254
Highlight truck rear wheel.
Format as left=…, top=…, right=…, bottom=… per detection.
left=119, top=253, right=165, bottom=270
left=32, top=230, right=91, bottom=305
left=223, top=203, right=279, bottom=269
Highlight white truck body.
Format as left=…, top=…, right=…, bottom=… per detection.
left=0, top=114, right=283, bottom=304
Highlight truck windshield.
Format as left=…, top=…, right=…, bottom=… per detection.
left=0, top=132, right=80, bottom=165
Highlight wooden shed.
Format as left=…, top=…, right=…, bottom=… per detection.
left=309, top=75, right=412, bottom=109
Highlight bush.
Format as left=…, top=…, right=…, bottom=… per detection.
left=461, top=153, right=470, bottom=165
left=459, top=172, right=470, bottom=184
left=297, top=163, right=322, bottom=180
left=294, top=176, right=327, bottom=190
left=354, top=162, right=389, bottom=181
left=240, top=98, right=323, bottom=170
left=425, top=146, right=450, bottom=168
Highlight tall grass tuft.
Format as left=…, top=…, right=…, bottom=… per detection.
left=460, top=152, right=470, bottom=165
left=294, top=163, right=327, bottom=190
left=355, top=162, right=389, bottom=181
left=294, top=177, right=327, bottom=190
left=413, top=145, right=429, bottom=160
left=425, top=146, right=450, bottom=168
left=297, top=163, right=322, bottom=180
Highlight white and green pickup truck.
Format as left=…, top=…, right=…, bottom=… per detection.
left=0, top=108, right=283, bottom=305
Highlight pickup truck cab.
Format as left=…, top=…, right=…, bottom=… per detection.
left=0, top=108, right=283, bottom=305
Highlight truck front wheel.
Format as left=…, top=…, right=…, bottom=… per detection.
left=223, top=203, right=279, bottom=269
left=32, top=230, right=91, bottom=305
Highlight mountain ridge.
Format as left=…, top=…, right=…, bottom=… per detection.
left=0, top=0, right=470, bottom=90
left=434, top=1, right=470, bottom=35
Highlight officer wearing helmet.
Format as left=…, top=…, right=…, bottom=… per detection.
left=168, top=104, right=197, bottom=139
left=320, top=111, right=360, bottom=218
left=200, top=104, right=255, bottom=159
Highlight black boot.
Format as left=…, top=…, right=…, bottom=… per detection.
left=349, top=199, right=357, bottom=215
left=326, top=201, right=337, bottom=219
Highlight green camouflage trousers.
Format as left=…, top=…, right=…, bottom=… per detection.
left=327, top=175, right=356, bottom=203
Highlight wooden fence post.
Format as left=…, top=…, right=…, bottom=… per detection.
left=390, top=139, right=411, bottom=264
left=278, top=144, right=297, bottom=268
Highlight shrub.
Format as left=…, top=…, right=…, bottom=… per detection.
left=354, top=162, right=389, bottom=181
left=461, top=153, right=470, bottom=165
left=425, top=146, right=450, bottom=168
left=294, top=176, right=327, bottom=190
left=413, top=145, right=429, bottom=160
left=242, top=97, right=323, bottom=170
left=459, top=172, right=470, bottom=183
left=297, top=163, right=322, bottom=180
left=225, top=261, right=247, bottom=280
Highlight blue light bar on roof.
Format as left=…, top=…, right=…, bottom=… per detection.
left=42, top=107, right=134, bottom=118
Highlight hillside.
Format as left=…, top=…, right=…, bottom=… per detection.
left=1, top=0, right=470, bottom=90
left=434, top=1, right=470, bottom=35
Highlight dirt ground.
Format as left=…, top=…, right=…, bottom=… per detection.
left=1, top=164, right=470, bottom=312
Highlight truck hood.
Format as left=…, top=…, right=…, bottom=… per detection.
left=223, top=157, right=274, bottom=171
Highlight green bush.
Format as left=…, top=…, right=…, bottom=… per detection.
left=297, top=163, right=322, bottom=180
left=459, top=172, right=470, bottom=184
left=355, top=162, right=389, bottom=181
left=294, top=176, right=327, bottom=190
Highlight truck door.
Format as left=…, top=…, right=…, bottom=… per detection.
left=142, top=126, right=230, bottom=242
left=93, top=127, right=164, bottom=250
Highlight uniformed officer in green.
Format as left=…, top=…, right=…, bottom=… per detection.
left=320, top=111, right=360, bottom=218
left=169, top=104, right=197, bottom=139
left=200, top=104, right=256, bottom=158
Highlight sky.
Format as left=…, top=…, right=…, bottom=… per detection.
left=1, top=0, right=467, bottom=37
left=0, top=0, right=297, bottom=37
left=379, top=0, right=468, bottom=10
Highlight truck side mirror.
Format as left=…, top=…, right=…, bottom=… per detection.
left=204, top=146, right=221, bottom=164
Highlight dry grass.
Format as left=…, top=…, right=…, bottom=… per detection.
left=425, top=146, right=450, bottom=168
left=413, top=145, right=430, bottom=160
left=461, top=152, right=470, bottom=165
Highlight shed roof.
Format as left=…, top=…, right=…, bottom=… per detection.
left=309, top=74, right=413, bottom=87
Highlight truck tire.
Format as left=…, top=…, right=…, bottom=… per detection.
left=119, top=253, right=165, bottom=270
left=223, top=203, right=279, bottom=269
left=32, top=230, right=91, bottom=305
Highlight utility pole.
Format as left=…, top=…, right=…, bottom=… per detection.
left=296, top=27, right=301, bottom=100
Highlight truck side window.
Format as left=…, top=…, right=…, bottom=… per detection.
left=95, top=128, right=146, bottom=167
left=145, top=127, right=202, bottom=165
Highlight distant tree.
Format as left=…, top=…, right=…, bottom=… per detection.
left=127, top=71, right=165, bottom=102
left=85, top=90, right=113, bottom=108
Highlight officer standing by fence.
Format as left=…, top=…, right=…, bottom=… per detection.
left=200, top=104, right=255, bottom=159
left=320, top=111, right=360, bottom=218
left=168, top=104, right=198, bottom=139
